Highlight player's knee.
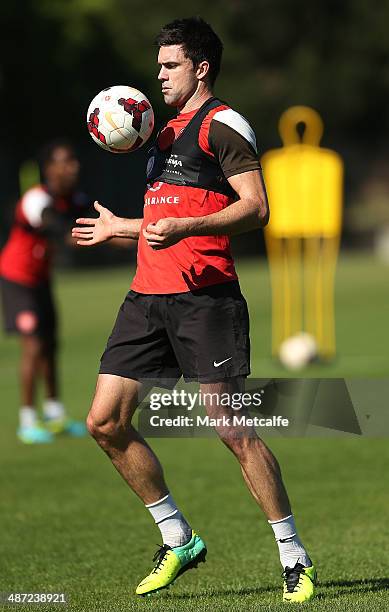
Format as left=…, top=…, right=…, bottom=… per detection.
left=86, top=411, right=121, bottom=446
left=86, top=412, right=97, bottom=438
left=22, top=335, right=44, bottom=359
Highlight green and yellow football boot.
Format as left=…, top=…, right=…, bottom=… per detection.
left=282, top=562, right=317, bottom=603
left=136, top=531, right=207, bottom=596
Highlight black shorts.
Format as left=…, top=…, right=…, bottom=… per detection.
left=1, top=277, right=57, bottom=338
left=99, top=281, right=250, bottom=383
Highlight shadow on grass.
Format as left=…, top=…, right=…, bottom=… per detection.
left=314, top=577, right=389, bottom=600
left=167, top=577, right=389, bottom=601
left=166, top=584, right=278, bottom=599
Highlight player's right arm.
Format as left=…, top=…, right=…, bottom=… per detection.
left=72, top=201, right=142, bottom=245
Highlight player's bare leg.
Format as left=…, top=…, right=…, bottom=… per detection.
left=201, top=379, right=291, bottom=520
left=87, top=374, right=169, bottom=503
left=87, top=374, right=194, bottom=546
left=17, top=335, right=53, bottom=443
left=87, top=374, right=206, bottom=594
left=40, top=336, right=58, bottom=400
left=20, top=335, right=42, bottom=407
left=38, top=334, right=74, bottom=434
left=201, top=379, right=313, bottom=578
left=20, top=334, right=59, bottom=406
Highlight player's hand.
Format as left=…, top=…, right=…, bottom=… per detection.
left=143, top=218, right=189, bottom=250
left=72, top=201, right=115, bottom=246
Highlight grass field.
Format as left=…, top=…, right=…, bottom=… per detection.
left=1, top=254, right=388, bottom=611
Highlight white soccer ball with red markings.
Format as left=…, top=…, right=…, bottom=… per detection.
left=279, top=332, right=318, bottom=370
left=86, top=85, right=154, bottom=153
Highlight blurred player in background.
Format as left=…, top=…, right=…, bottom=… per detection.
left=73, top=17, right=316, bottom=604
left=0, top=141, right=89, bottom=444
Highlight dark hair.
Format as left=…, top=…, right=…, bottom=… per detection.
left=39, top=139, right=75, bottom=171
left=155, top=17, right=223, bottom=86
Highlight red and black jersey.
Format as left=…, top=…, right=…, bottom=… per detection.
left=131, top=97, right=261, bottom=294
left=0, top=185, right=91, bottom=287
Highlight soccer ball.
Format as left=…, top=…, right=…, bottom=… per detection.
left=278, top=333, right=318, bottom=371
left=86, top=85, right=154, bottom=153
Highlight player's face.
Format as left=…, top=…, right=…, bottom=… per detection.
left=45, top=147, right=80, bottom=194
left=157, top=45, right=200, bottom=108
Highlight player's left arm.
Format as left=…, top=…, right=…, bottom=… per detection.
left=143, top=169, right=268, bottom=249
left=191, top=168, right=269, bottom=234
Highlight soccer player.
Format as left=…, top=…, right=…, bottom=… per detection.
left=72, top=17, right=317, bottom=603
left=1, top=141, right=89, bottom=444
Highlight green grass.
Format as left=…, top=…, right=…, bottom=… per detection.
left=0, top=254, right=388, bottom=611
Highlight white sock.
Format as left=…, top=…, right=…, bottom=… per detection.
left=19, top=406, right=37, bottom=428
left=43, top=398, right=65, bottom=421
left=146, top=493, right=192, bottom=548
left=269, top=514, right=312, bottom=569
